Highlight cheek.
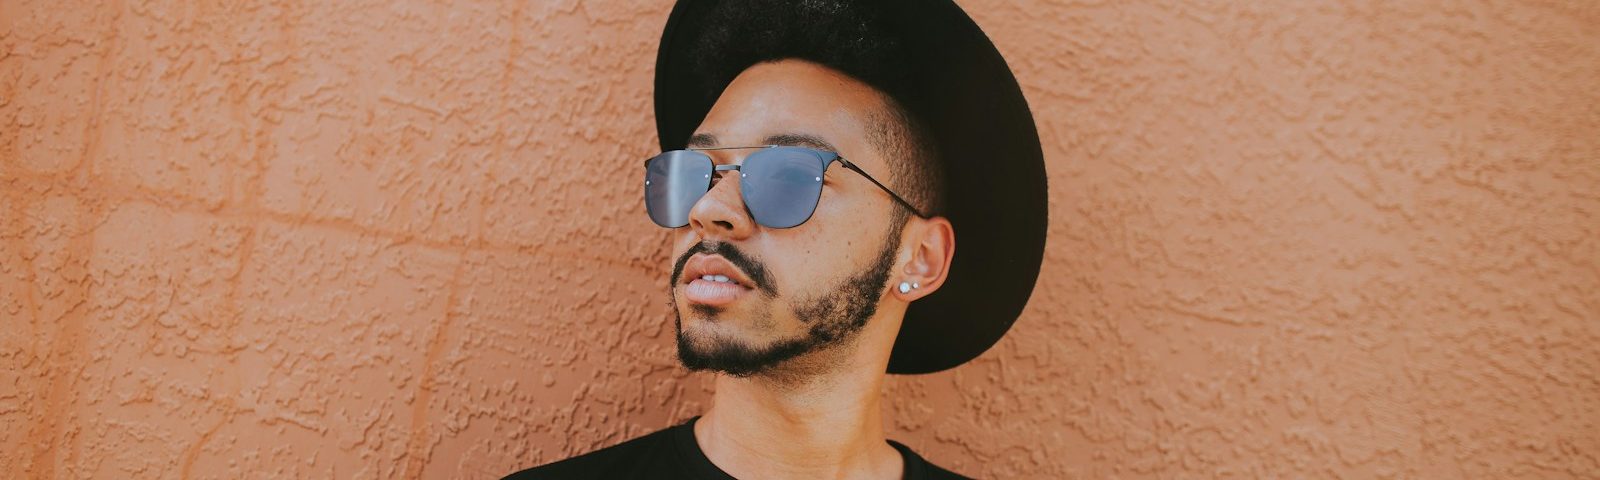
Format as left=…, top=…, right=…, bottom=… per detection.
left=759, top=229, right=859, bottom=293
left=807, top=195, right=896, bottom=254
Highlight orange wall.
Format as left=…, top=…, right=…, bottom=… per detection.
left=3, top=1, right=1598, bottom=478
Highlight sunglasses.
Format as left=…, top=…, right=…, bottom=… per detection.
left=644, top=145, right=925, bottom=229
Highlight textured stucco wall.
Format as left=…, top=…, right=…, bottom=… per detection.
left=3, top=1, right=1598, bottom=478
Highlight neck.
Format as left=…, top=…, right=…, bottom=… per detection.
left=693, top=316, right=905, bottom=479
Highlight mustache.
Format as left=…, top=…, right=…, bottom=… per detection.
left=670, top=241, right=778, bottom=296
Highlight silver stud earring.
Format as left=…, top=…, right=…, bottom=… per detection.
left=912, top=282, right=920, bottom=289
left=898, top=282, right=912, bottom=294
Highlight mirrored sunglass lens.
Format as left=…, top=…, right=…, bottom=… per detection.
left=741, top=148, right=826, bottom=228
left=644, top=151, right=712, bottom=228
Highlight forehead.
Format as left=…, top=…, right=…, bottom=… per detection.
left=691, top=59, right=890, bottom=154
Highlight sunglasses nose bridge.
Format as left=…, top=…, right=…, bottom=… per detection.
left=685, top=164, right=757, bottom=236
left=706, top=164, right=748, bottom=206
left=700, top=164, right=746, bottom=205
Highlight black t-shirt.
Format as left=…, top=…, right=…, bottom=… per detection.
left=503, top=416, right=969, bottom=479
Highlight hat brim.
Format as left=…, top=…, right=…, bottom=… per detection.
left=653, top=0, right=1047, bottom=374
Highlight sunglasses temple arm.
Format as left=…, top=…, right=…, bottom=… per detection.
left=839, top=159, right=930, bottom=218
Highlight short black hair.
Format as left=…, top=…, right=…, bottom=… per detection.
left=690, top=0, right=946, bottom=216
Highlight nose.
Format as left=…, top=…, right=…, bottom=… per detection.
left=686, top=164, right=756, bottom=240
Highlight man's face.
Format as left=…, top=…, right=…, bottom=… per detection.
left=667, top=59, right=908, bottom=377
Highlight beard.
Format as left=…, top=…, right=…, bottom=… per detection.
left=669, top=218, right=904, bottom=377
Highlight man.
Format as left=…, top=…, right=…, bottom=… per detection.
left=507, top=0, right=1045, bottom=478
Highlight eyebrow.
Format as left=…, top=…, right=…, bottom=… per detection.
left=683, top=132, right=841, bottom=154
left=686, top=133, right=718, bottom=148
left=762, top=133, right=839, bottom=153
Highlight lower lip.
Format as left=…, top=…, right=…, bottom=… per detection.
left=682, top=279, right=750, bottom=306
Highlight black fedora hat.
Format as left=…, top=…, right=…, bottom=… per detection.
left=652, top=0, right=1047, bottom=374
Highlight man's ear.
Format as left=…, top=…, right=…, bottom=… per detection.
left=894, top=215, right=954, bottom=301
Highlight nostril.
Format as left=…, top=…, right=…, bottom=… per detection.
left=713, top=220, right=734, bottom=230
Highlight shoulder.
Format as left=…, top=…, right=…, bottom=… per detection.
left=501, top=426, right=680, bottom=480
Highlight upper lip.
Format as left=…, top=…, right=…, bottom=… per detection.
left=680, top=254, right=753, bottom=289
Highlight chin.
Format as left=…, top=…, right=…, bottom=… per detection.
left=675, top=317, right=824, bottom=378
left=676, top=331, right=765, bottom=377
left=675, top=315, right=759, bottom=355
